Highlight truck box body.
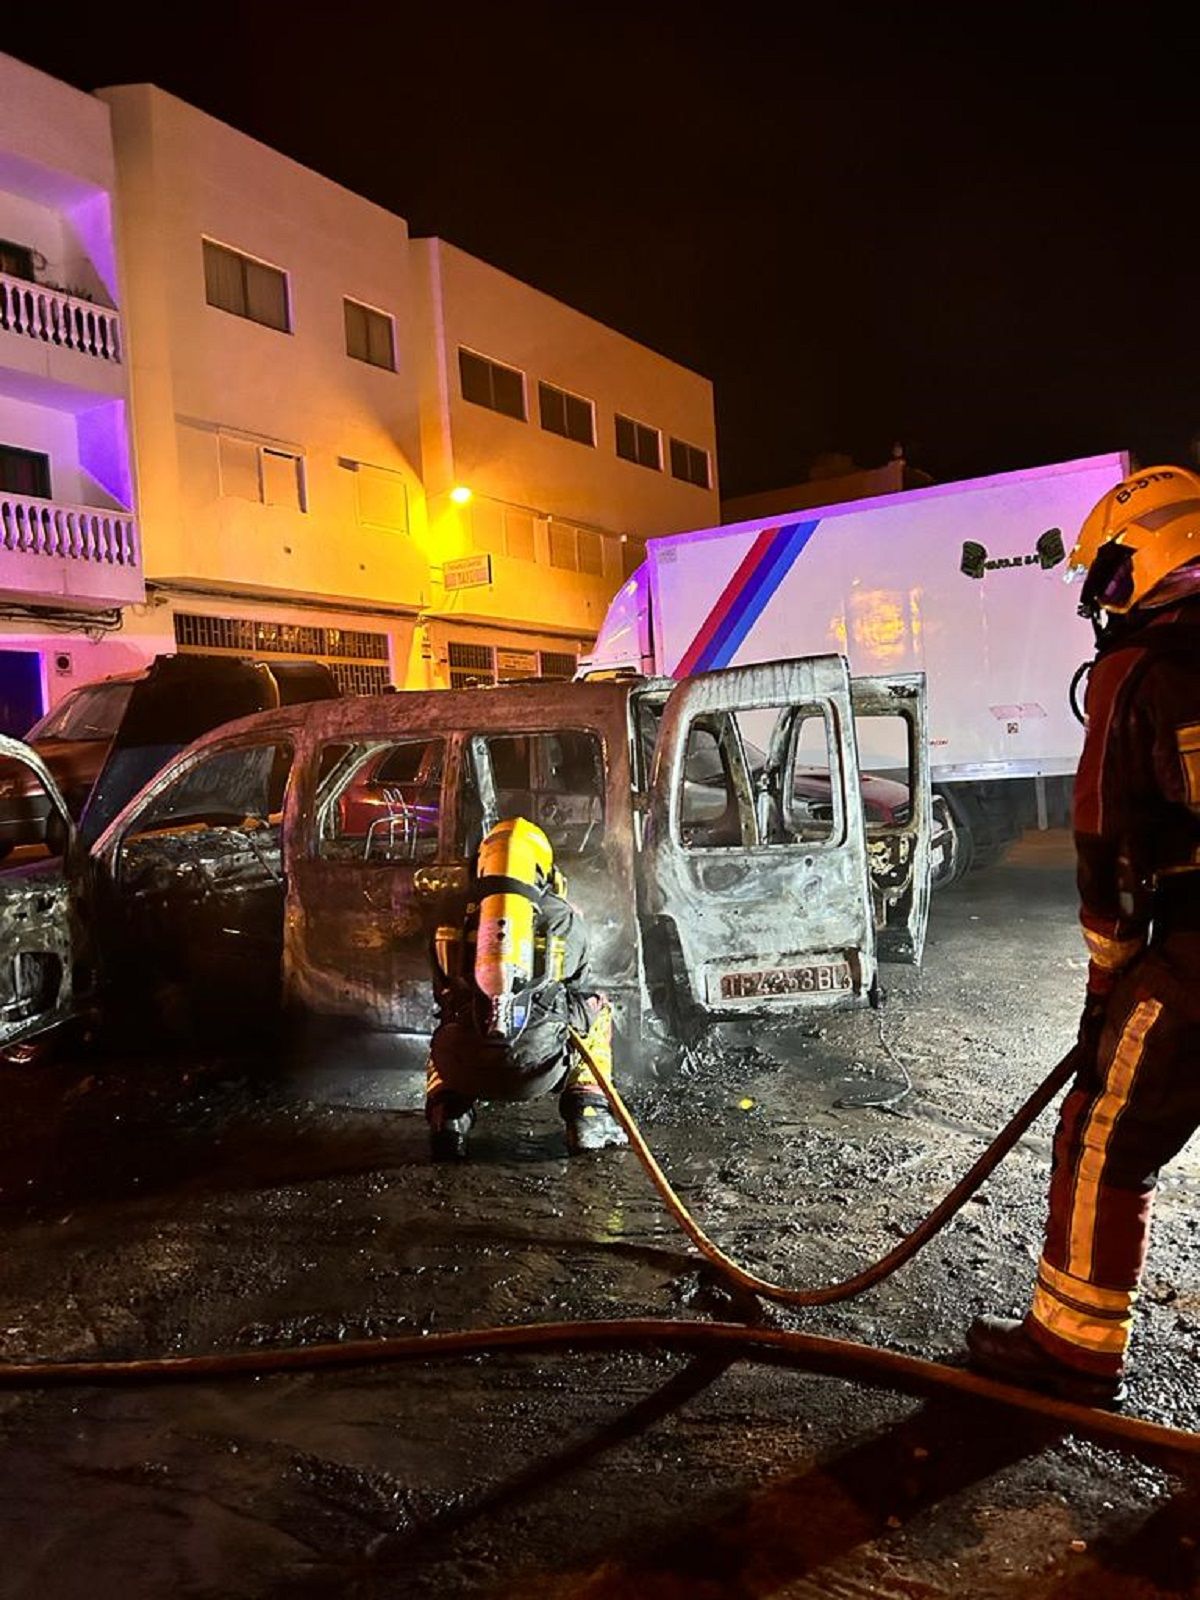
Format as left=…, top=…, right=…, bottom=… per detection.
left=587, top=455, right=1127, bottom=861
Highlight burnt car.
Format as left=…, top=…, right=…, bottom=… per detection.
left=0, top=656, right=933, bottom=1054
left=0, top=655, right=341, bottom=861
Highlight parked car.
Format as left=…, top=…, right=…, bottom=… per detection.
left=0, top=657, right=933, bottom=1055
left=0, top=655, right=340, bottom=861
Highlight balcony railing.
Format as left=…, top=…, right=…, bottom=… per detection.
left=1, top=493, right=138, bottom=568
left=0, top=272, right=121, bottom=363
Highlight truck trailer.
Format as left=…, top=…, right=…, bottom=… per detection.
left=584, top=452, right=1127, bottom=875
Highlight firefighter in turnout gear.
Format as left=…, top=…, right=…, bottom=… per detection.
left=424, top=816, right=628, bottom=1160
left=968, top=465, right=1200, bottom=1405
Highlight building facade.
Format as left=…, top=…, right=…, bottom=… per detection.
left=0, top=55, right=140, bottom=732
left=412, top=239, right=719, bottom=686
left=102, top=84, right=718, bottom=694
left=0, top=60, right=718, bottom=716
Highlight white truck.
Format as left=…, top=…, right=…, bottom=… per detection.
left=585, top=452, right=1128, bottom=876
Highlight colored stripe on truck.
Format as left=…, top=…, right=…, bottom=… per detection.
left=674, top=520, right=821, bottom=676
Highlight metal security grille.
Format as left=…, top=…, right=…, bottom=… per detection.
left=539, top=650, right=577, bottom=680
left=446, top=641, right=495, bottom=673
left=174, top=611, right=391, bottom=694
left=330, top=662, right=392, bottom=695
left=447, top=640, right=496, bottom=689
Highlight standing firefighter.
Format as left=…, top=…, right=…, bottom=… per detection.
left=968, top=464, right=1200, bottom=1406
left=424, top=816, right=629, bottom=1161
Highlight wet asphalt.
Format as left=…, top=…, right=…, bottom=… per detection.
left=0, top=830, right=1196, bottom=1599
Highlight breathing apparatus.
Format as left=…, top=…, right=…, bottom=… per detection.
left=470, top=817, right=567, bottom=1041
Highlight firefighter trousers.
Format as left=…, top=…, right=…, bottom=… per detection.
left=424, top=1002, right=615, bottom=1121
left=1026, top=934, right=1200, bottom=1377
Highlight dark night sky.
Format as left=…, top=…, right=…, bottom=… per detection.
left=14, top=4, right=1198, bottom=497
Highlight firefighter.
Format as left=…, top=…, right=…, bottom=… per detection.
left=424, top=815, right=629, bottom=1160
left=967, top=464, right=1200, bottom=1406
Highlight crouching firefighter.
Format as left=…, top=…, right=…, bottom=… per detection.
left=968, top=464, right=1200, bottom=1406
left=424, top=816, right=629, bottom=1161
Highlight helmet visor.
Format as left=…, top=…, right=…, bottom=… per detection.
left=1079, top=540, right=1136, bottom=613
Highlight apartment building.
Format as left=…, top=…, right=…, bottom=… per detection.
left=0, top=55, right=140, bottom=733
left=1, top=63, right=718, bottom=709
left=99, top=84, right=718, bottom=692
left=98, top=82, right=426, bottom=694
left=412, top=239, right=718, bottom=686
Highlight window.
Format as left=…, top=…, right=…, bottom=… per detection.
left=458, top=348, right=526, bottom=421
left=0, top=240, right=35, bottom=282
left=28, top=681, right=134, bottom=742
left=678, top=707, right=835, bottom=850
left=119, top=742, right=296, bottom=870
left=316, top=737, right=444, bottom=863
left=615, top=414, right=661, bottom=471
left=344, top=299, right=395, bottom=370
left=669, top=436, right=711, bottom=489
left=218, top=434, right=305, bottom=511
left=354, top=463, right=409, bottom=532
left=0, top=747, right=70, bottom=863
left=470, top=503, right=536, bottom=563
left=203, top=239, right=290, bottom=332
left=546, top=521, right=609, bottom=575
left=577, top=529, right=603, bottom=576
left=621, top=538, right=646, bottom=581
left=549, top=523, right=577, bottom=571
left=173, top=613, right=390, bottom=695
left=461, top=730, right=606, bottom=860
left=262, top=448, right=304, bottom=509
left=538, top=382, right=595, bottom=446
left=0, top=445, right=50, bottom=499
left=539, top=651, right=577, bottom=680
left=447, top=640, right=496, bottom=689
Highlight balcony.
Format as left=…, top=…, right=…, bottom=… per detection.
left=0, top=271, right=121, bottom=363
left=0, top=492, right=142, bottom=609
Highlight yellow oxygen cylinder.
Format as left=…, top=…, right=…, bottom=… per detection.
left=473, top=817, right=555, bottom=1037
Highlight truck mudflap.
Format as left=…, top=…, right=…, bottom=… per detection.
left=851, top=673, right=933, bottom=963
left=640, top=655, right=877, bottom=1019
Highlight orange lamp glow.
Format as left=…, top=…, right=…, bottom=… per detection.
left=449, top=485, right=473, bottom=505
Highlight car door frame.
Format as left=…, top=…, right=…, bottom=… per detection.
left=282, top=684, right=645, bottom=1034
left=0, top=735, right=80, bottom=1047
left=851, top=672, right=933, bottom=964
left=639, top=654, right=877, bottom=1023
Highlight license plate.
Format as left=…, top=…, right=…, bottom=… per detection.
left=718, top=962, right=852, bottom=1001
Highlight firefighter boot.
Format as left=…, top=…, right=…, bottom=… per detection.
left=425, top=1058, right=476, bottom=1161
left=966, top=1316, right=1127, bottom=1408
left=561, top=1002, right=628, bottom=1155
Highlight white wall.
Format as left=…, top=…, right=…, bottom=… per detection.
left=416, top=239, right=719, bottom=537
left=100, top=83, right=429, bottom=608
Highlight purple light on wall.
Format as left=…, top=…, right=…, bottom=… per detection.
left=77, top=400, right=133, bottom=510
left=66, top=191, right=118, bottom=304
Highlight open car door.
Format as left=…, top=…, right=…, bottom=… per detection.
left=641, top=655, right=876, bottom=1019
left=851, top=672, right=932, bottom=964
left=0, top=735, right=78, bottom=1047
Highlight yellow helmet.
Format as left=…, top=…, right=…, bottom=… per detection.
left=1071, top=465, right=1200, bottom=614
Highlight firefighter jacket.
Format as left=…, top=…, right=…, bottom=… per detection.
left=429, top=888, right=597, bottom=1100
left=1075, top=599, right=1200, bottom=993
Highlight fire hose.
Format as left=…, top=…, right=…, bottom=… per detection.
left=0, top=1037, right=1196, bottom=1464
